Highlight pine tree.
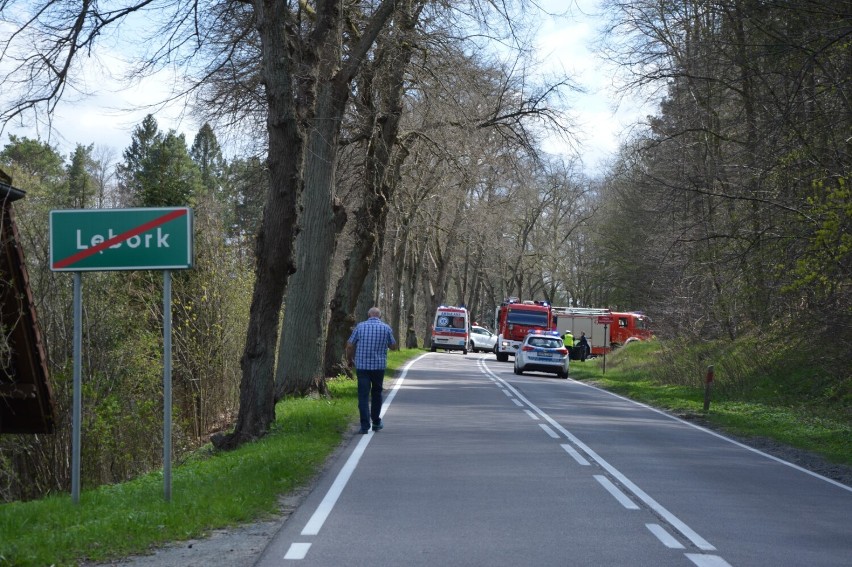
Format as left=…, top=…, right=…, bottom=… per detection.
left=66, top=143, right=95, bottom=208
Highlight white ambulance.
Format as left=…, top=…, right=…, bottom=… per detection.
left=430, top=305, right=470, bottom=354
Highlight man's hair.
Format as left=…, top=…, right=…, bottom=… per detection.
left=368, top=307, right=381, bottom=318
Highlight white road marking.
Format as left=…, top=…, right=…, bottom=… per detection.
left=524, top=409, right=539, bottom=420
left=646, top=523, right=684, bottom=549
left=300, top=354, right=427, bottom=538
left=301, top=431, right=370, bottom=536
left=284, top=543, right=311, bottom=560
left=511, top=398, right=524, bottom=407
left=560, top=443, right=590, bottom=465
left=478, top=358, right=717, bottom=552
left=572, top=379, right=852, bottom=493
left=539, top=423, right=560, bottom=438
left=595, top=475, right=640, bottom=509
left=685, top=554, right=733, bottom=567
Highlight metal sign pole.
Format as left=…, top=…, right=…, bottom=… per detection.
left=71, top=272, right=82, bottom=504
left=163, top=270, right=172, bottom=502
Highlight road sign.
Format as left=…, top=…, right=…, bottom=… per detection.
left=597, top=315, right=613, bottom=325
left=50, top=208, right=193, bottom=271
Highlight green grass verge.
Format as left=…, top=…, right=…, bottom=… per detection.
left=0, top=348, right=421, bottom=567
left=570, top=340, right=851, bottom=466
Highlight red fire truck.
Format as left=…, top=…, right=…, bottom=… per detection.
left=552, top=307, right=653, bottom=356
left=494, top=298, right=554, bottom=362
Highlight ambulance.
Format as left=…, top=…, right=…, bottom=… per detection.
left=430, top=305, right=470, bottom=354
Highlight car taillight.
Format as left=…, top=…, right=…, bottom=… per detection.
left=521, top=345, right=535, bottom=352
left=556, top=348, right=568, bottom=355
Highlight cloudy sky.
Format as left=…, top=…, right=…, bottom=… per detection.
left=1, top=1, right=651, bottom=178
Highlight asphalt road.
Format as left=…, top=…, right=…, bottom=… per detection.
left=254, top=352, right=852, bottom=567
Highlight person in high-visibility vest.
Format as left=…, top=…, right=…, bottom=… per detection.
left=563, top=330, right=574, bottom=350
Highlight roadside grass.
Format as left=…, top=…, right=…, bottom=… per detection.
left=569, top=339, right=851, bottom=466
left=0, top=348, right=422, bottom=567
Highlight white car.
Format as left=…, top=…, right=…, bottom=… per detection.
left=469, top=325, right=497, bottom=353
left=513, top=331, right=569, bottom=378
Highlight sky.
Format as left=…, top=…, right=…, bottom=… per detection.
left=534, top=0, right=642, bottom=173
left=0, top=1, right=652, bottom=178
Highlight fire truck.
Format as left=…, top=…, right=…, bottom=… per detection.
left=494, top=298, right=554, bottom=362
left=552, top=307, right=653, bottom=356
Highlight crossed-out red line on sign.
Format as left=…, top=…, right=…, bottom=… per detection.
left=52, top=209, right=187, bottom=270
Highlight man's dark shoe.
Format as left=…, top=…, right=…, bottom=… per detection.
left=358, top=427, right=370, bottom=434
left=372, top=420, right=384, bottom=431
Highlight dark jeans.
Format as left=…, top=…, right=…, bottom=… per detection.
left=356, top=368, right=385, bottom=429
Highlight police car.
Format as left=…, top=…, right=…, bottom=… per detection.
left=513, top=330, right=569, bottom=379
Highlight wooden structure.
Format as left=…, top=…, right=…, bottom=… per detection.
left=0, top=168, right=55, bottom=433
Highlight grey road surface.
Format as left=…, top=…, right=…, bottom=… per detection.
left=254, top=352, right=852, bottom=567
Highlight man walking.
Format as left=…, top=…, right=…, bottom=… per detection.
left=346, top=307, right=398, bottom=434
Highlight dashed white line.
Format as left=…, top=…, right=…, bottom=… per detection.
left=594, top=475, right=640, bottom=509
left=524, top=409, right=539, bottom=420
left=477, top=358, right=717, bottom=552
left=646, top=523, right=684, bottom=549
left=284, top=543, right=311, bottom=560
left=685, top=554, right=733, bottom=567
left=511, top=398, right=524, bottom=407
left=539, top=423, right=560, bottom=439
left=560, top=443, right=590, bottom=465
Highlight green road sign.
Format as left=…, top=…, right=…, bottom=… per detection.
left=50, top=208, right=193, bottom=271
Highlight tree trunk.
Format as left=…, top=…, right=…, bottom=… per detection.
left=404, top=237, right=423, bottom=348
left=323, top=4, right=422, bottom=376
left=212, top=0, right=302, bottom=450
left=275, top=0, right=402, bottom=397
left=276, top=74, right=350, bottom=398
left=390, top=227, right=406, bottom=346
left=323, top=65, right=417, bottom=375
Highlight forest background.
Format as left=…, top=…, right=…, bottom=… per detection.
left=0, top=0, right=849, bottom=502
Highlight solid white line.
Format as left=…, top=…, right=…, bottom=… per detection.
left=284, top=542, right=311, bottom=560
left=560, top=443, right=590, bottom=465
left=301, top=432, right=370, bottom=536
left=300, top=353, right=428, bottom=537
left=478, top=359, right=716, bottom=551
left=539, top=423, right=560, bottom=439
left=595, top=475, right=640, bottom=509
left=685, top=554, right=733, bottom=567
left=646, top=523, right=684, bottom=549
left=572, top=379, right=852, bottom=493
left=524, top=409, right=539, bottom=420
left=511, top=398, right=524, bottom=407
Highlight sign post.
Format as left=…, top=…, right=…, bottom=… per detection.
left=50, top=208, right=193, bottom=503
left=597, top=315, right=614, bottom=374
